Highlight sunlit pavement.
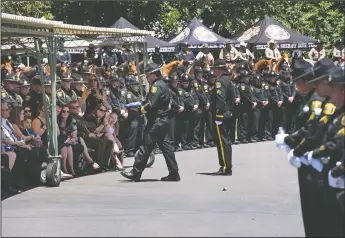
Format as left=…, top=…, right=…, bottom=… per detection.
left=2, top=142, right=304, bottom=237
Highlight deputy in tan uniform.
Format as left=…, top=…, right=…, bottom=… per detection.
left=308, top=40, right=326, bottom=64
left=333, top=39, right=344, bottom=65
left=1, top=74, right=23, bottom=110
left=237, top=41, right=255, bottom=62
left=56, top=72, right=78, bottom=106
left=265, top=40, right=281, bottom=61
left=196, top=43, right=215, bottom=69
left=219, top=40, right=239, bottom=63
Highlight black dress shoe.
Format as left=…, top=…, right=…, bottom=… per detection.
left=233, top=140, right=240, bottom=145
left=213, top=169, right=232, bottom=176
left=240, top=139, right=248, bottom=144
left=190, top=145, right=198, bottom=150
left=248, top=139, right=257, bottom=143
left=266, top=136, right=274, bottom=141
left=207, top=142, right=216, bottom=147
left=258, top=137, right=267, bottom=141
left=203, top=144, right=210, bottom=148
left=120, top=170, right=141, bottom=182
left=181, top=146, right=189, bottom=150
left=161, top=173, right=181, bottom=181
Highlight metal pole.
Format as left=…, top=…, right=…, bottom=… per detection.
left=50, top=37, right=58, bottom=156
left=143, top=42, right=149, bottom=93
left=133, top=43, right=144, bottom=101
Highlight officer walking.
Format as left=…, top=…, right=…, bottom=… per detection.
left=211, top=59, right=235, bottom=175
left=121, top=63, right=180, bottom=182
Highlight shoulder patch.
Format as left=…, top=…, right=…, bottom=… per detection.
left=25, top=95, right=31, bottom=101
left=127, top=93, right=132, bottom=99
left=178, top=90, right=182, bottom=95
left=216, top=89, right=221, bottom=95
left=311, top=100, right=322, bottom=111
left=215, top=82, right=221, bottom=89
left=1, top=91, right=7, bottom=98
left=264, top=85, right=269, bottom=90
left=342, top=116, right=345, bottom=126
left=323, top=103, right=336, bottom=116
left=204, top=85, right=208, bottom=90
left=241, top=86, right=245, bottom=90
left=151, top=86, right=157, bottom=93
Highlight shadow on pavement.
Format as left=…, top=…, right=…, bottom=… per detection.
left=118, top=179, right=160, bottom=183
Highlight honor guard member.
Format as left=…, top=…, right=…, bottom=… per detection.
left=265, top=40, right=281, bottom=61
left=124, top=76, right=143, bottom=157
left=333, top=39, right=344, bottom=66
left=167, top=72, right=185, bottom=151
left=101, top=46, right=118, bottom=70
left=17, top=78, right=31, bottom=100
left=120, top=42, right=135, bottom=64
left=1, top=74, right=23, bottom=110
left=237, top=41, right=255, bottom=62
left=177, top=43, right=195, bottom=61
left=219, top=39, right=239, bottom=63
left=149, top=45, right=165, bottom=65
left=22, top=75, right=45, bottom=117
left=56, top=72, right=78, bottom=106
left=308, top=40, right=325, bottom=64
left=211, top=59, right=235, bottom=175
left=279, top=65, right=296, bottom=134
left=121, top=63, right=180, bottom=182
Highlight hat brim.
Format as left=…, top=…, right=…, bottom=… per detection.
left=210, top=65, right=227, bottom=68
left=308, top=68, right=338, bottom=84
left=292, top=68, right=315, bottom=82
left=80, top=72, right=94, bottom=75
left=4, top=79, right=22, bottom=85
left=61, top=77, right=73, bottom=81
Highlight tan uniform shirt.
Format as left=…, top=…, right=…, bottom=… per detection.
left=265, top=48, right=281, bottom=60
left=219, top=47, right=238, bottom=62
left=308, top=48, right=325, bottom=61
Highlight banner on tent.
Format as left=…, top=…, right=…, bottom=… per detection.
left=255, top=42, right=316, bottom=50
left=147, top=47, right=177, bottom=53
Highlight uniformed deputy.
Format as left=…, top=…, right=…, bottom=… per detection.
left=83, top=44, right=100, bottom=66
left=101, top=46, right=118, bottom=70
left=1, top=74, right=23, bottom=110
left=237, top=41, right=255, bottom=62
left=22, top=76, right=45, bottom=117
left=195, top=44, right=214, bottom=69
left=211, top=59, right=235, bottom=175
left=43, top=75, right=60, bottom=106
left=177, top=43, right=195, bottom=61
left=123, top=76, right=143, bottom=157
left=308, top=39, right=325, bottom=64
left=265, top=40, right=281, bottom=61
left=121, top=63, right=180, bottom=182
left=56, top=40, right=72, bottom=65
left=219, top=39, right=239, bottom=63
left=17, top=78, right=31, bottom=100
left=149, top=46, right=165, bottom=65
left=56, top=72, right=78, bottom=106
left=70, top=73, right=87, bottom=115
left=120, top=42, right=135, bottom=64
left=333, top=39, right=345, bottom=66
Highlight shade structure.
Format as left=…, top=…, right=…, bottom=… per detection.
left=169, top=17, right=238, bottom=49
left=235, top=15, right=316, bottom=50
left=105, top=17, right=177, bottom=53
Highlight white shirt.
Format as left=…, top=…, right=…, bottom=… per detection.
left=195, top=52, right=214, bottom=65
left=219, top=47, right=238, bottom=61
left=308, top=48, right=325, bottom=61
left=1, top=118, right=17, bottom=142
left=265, top=48, right=281, bottom=59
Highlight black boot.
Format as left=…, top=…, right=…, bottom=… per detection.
left=120, top=170, right=142, bottom=182
left=161, top=172, right=181, bottom=181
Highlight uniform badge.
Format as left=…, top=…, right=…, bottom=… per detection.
left=106, top=90, right=110, bottom=95
left=25, top=95, right=31, bottom=101
left=241, top=86, right=245, bottom=91
left=341, top=116, right=345, bottom=126
left=57, top=91, right=63, bottom=98
left=311, top=100, right=322, bottom=111
left=1, top=92, right=7, bottom=98
left=322, top=103, right=336, bottom=116
left=337, top=128, right=345, bottom=136
left=215, top=82, right=221, bottom=89
left=151, top=86, right=157, bottom=93
left=216, top=89, right=221, bottom=95
left=127, top=93, right=132, bottom=99
left=264, top=85, right=269, bottom=90
left=178, top=90, right=182, bottom=95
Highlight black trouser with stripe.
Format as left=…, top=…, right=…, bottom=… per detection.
left=213, top=118, right=232, bottom=172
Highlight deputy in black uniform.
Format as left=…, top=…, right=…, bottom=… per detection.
left=22, top=76, right=45, bottom=117
left=121, top=63, right=180, bottom=182
left=124, top=76, right=143, bottom=157
left=56, top=40, right=71, bottom=65
left=17, top=78, right=31, bottom=100
left=229, top=65, right=242, bottom=144
left=83, top=44, right=100, bottom=66
left=102, top=46, right=118, bottom=70
left=56, top=72, right=78, bottom=106
left=211, top=59, right=235, bottom=175
left=279, top=65, right=295, bottom=134
left=166, top=72, right=185, bottom=151
left=120, top=42, right=135, bottom=64
left=149, top=46, right=165, bottom=65
left=1, top=74, right=23, bottom=110
left=264, top=70, right=283, bottom=138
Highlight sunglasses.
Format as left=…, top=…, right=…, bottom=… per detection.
left=98, top=109, right=107, bottom=112
left=62, top=110, right=70, bottom=114
left=24, top=110, right=32, bottom=113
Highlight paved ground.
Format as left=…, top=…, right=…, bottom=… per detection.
left=2, top=141, right=304, bottom=237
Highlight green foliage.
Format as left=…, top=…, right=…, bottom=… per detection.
left=2, top=0, right=344, bottom=51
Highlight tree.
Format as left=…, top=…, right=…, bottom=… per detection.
left=1, top=1, right=54, bottom=19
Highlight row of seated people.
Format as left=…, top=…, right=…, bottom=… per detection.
left=1, top=100, right=124, bottom=196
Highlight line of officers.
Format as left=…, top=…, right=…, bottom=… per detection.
left=275, top=58, right=344, bottom=237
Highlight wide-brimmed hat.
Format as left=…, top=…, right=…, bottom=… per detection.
left=3, top=74, right=22, bottom=85
left=267, top=39, right=276, bottom=45
left=308, top=58, right=338, bottom=84
left=60, top=72, right=73, bottom=81
left=239, top=41, right=247, bottom=47
left=225, top=39, right=231, bottom=44
left=18, top=79, right=31, bottom=87
left=80, top=65, right=93, bottom=75
left=144, top=63, right=161, bottom=74
left=328, top=68, right=345, bottom=86
left=201, top=43, right=209, bottom=49
left=291, top=59, right=314, bottom=82
left=109, top=73, right=119, bottom=81
left=71, top=73, right=86, bottom=84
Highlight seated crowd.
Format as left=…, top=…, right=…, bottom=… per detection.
left=1, top=99, right=124, bottom=197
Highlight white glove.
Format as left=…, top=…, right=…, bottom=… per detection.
left=215, top=120, right=222, bottom=125
left=288, top=149, right=301, bottom=168
left=299, top=153, right=309, bottom=166
left=275, top=133, right=289, bottom=149
left=328, top=171, right=345, bottom=189
left=307, top=151, right=323, bottom=172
